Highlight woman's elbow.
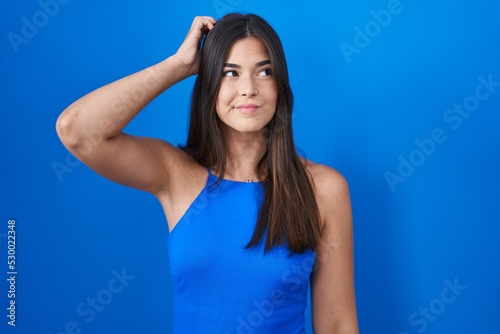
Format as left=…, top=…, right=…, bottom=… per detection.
left=56, top=107, right=81, bottom=150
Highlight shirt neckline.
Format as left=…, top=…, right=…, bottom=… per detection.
left=207, top=168, right=265, bottom=184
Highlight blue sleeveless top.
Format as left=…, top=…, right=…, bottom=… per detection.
left=167, top=169, right=315, bottom=333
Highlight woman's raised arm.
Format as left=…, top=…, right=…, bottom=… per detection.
left=55, top=16, right=216, bottom=195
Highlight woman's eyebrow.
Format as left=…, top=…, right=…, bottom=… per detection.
left=223, top=59, right=271, bottom=68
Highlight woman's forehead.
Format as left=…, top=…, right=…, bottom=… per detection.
left=225, top=37, right=270, bottom=64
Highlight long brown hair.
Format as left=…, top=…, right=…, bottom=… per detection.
left=180, top=13, right=321, bottom=253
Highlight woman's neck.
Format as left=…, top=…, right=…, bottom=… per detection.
left=217, top=127, right=268, bottom=181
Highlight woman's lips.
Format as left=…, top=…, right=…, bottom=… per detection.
left=236, top=104, right=260, bottom=114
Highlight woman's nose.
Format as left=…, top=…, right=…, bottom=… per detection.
left=238, top=76, right=258, bottom=97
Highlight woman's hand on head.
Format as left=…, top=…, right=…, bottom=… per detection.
left=173, top=16, right=216, bottom=78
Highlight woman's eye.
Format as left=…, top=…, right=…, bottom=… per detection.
left=258, top=68, right=272, bottom=76
left=223, top=70, right=238, bottom=77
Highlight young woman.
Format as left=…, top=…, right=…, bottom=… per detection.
left=56, top=13, right=358, bottom=334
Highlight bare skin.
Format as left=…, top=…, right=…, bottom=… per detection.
left=56, top=16, right=358, bottom=333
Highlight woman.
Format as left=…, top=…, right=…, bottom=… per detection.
left=56, top=13, right=358, bottom=333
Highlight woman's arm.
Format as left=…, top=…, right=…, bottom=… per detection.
left=55, top=16, right=216, bottom=195
left=310, top=164, right=359, bottom=333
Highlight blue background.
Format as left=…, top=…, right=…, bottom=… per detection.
left=1, top=0, right=499, bottom=333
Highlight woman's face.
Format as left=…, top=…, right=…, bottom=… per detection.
left=216, top=36, right=278, bottom=136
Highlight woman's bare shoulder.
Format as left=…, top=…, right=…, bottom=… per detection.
left=159, top=143, right=207, bottom=192
left=302, top=158, right=351, bottom=229
left=302, top=158, right=349, bottom=195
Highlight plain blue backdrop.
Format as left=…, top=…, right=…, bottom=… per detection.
left=1, top=0, right=499, bottom=333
